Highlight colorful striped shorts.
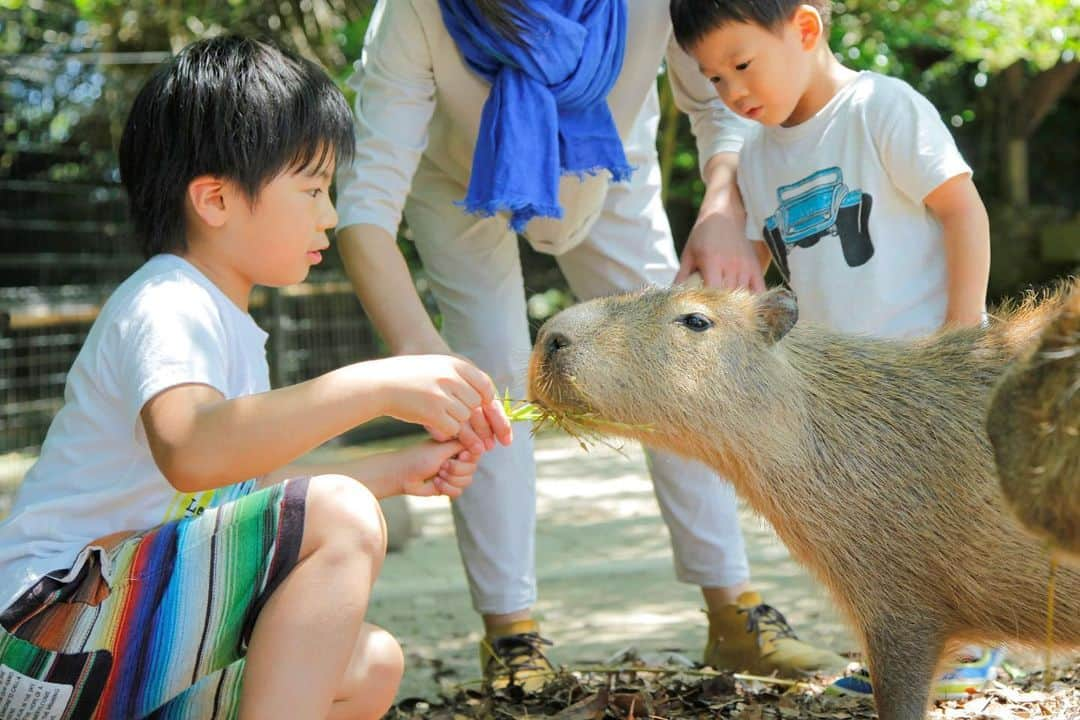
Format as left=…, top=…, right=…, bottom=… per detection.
left=0, top=477, right=308, bottom=720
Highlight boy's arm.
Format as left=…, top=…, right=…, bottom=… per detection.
left=142, top=356, right=510, bottom=494
left=866, top=77, right=986, bottom=326
left=923, top=174, right=991, bottom=328
left=262, top=440, right=478, bottom=500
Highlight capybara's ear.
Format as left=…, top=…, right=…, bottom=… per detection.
left=754, top=288, right=798, bottom=344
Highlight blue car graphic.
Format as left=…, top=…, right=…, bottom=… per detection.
left=763, top=167, right=874, bottom=279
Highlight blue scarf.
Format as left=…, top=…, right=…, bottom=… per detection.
left=439, top=0, right=632, bottom=231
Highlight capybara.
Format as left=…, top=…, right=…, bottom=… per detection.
left=988, top=282, right=1080, bottom=556
left=528, top=283, right=1080, bottom=720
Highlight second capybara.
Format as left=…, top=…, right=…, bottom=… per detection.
left=528, top=283, right=1079, bottom=720
left=987, top=282, right=1080, bottom=556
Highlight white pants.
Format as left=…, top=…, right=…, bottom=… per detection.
left=404, top=150, right=750, bottom=615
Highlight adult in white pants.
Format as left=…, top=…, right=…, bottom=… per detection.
left=335, top=0, right=847, bottom=685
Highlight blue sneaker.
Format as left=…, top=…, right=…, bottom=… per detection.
left=935, top=647, right=1005, bottom=700
left=825, top=666, right=872, bottom=697
left=825, top=647, right=1004, bottom=701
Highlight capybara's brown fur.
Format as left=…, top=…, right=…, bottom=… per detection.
left=529, top=283, right=1080, bottom=720
left=988, top=283, right=1080, bottom=556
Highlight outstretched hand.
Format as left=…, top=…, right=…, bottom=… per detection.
left=367, top=354, right=513, bottom=455
left=396, top=440, right=479, bottom=499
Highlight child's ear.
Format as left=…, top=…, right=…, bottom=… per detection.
left=793, top=4, right=824, bottom=51
left=187, top=175, right=229, bottom=228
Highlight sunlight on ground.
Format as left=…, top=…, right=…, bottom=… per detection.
left=353, top=431, right=856, bottom=700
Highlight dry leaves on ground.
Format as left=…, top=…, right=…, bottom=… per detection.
left=386, top=660, right=1079, bottom=720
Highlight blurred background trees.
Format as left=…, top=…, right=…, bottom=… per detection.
left=1, top=0, right=1077, bottom=454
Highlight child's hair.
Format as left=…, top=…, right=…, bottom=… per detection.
left=671, top=0, right=832, bottom=50
left=118, top=35, right=355, bottom=259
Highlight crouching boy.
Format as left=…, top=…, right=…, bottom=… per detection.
left=0, top=36, right=511, bottom=720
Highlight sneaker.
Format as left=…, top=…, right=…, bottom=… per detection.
left=825, top=646, right=1004, bottom=701
left=935, top=646, right=1005, bottom=700
left=824, top=665, right=873, bottom=698
left=480, top=619, right=555, bottom=692
left=704, top=591, right=849, bottom=678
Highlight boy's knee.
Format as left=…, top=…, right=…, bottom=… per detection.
left=367, top=625, right=405, bottom=688
left=305, top=474, right=387, bottom=560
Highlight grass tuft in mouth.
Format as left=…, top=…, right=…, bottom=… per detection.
left=501, top=389, right=652, bottom=453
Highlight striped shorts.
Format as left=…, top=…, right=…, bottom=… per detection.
left=0, top=477, right=308, bottom=720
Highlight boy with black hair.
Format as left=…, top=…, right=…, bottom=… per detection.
left=670, top=0, right=996, bottom=701
left=0, top=35, right=511, bottom=720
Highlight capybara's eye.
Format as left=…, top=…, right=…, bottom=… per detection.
left=677, top=313, right=713, bottom=332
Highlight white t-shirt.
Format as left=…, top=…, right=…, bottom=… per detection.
left=0, top=254, right=269, bottom=612
left=738, top=71, right=973, bottom=338
left=335, top=0, right=749, bottom=252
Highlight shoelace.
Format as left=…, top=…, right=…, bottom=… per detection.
left=487, top=632, right=554, bottom=674
left=742, top=604, right=799, bottom=643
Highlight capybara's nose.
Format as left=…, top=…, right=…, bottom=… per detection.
left=542, top=330, right=571, bottom=359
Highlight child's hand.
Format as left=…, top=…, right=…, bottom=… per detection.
left=397, top=440, right=479, bottom=499
left=676, top=223, right=765, bottom=292
left=366, top=355, right=513, bottom=455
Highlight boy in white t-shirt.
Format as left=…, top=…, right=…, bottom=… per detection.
left=670, top=0, right=994, bottom=703
left=0, top=36, right=511, bottom=720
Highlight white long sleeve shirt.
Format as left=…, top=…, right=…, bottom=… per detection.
left=335, top=0, right=748, bottom=247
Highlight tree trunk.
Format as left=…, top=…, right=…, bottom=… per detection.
left=999, top=60, right=1079, bottom=207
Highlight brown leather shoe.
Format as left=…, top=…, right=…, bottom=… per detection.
left=480, top=619, right=555, bottom=692
left=704, top=591, right=848, bottom=678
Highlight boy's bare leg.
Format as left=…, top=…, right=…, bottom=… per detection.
left=327, top=622, right=405, bottom=720
left=240, top=475, right=400, bottom=720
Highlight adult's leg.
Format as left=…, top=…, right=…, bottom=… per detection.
left=554, top=99, right=750, bottom=597
left=405, top=160, right=538, bottom=621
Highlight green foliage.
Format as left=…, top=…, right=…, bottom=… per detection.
left=953, top=0, right=1078, bottom=71
left=70, top=0, right=372, bottom=69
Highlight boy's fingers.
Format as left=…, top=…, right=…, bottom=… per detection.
left=455, top=423, right=484, bottom=456
left=433, top=474, right=467, bottom=498
left=455, top=362, right=496, bottom=403
left=734, top=268, right=751, bottom=292
left=435, top=410, right=466, bottom=442
left=448, top=383, right=481, bottom=412
left=749, top=271, right=766, bottom=293
left=442, top=457, right=476, bottom=477
left=699, top=259, right=726, bottom=288
left=424, top=424, right=453, bottom=443
left=468, top=406, right=494, bottom=451
left=483, top=399, right=513, bottom=446
left=434, top=440, right=464, bottom=462
left=674, top=249, right=697, bottom=284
